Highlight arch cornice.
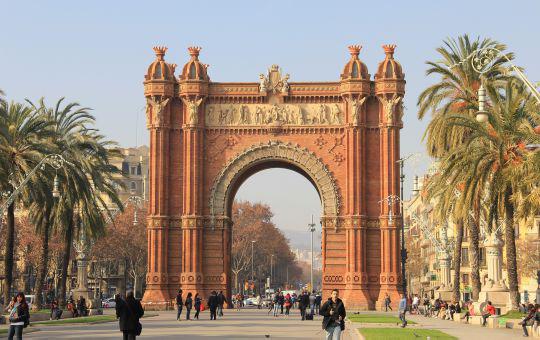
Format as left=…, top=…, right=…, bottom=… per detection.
left=209, top=140, right=341, bottom=219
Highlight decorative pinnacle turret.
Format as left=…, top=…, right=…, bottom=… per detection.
left=382, top=44, right=396, bottom=58
left=188, top=46, right=202, bottom=60
left=153, top=46, right=168, bottom=61
left=348, top=45, right=362, bottom=58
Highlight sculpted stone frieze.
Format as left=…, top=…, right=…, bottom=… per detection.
left=205, top=103, right=343, bottom=127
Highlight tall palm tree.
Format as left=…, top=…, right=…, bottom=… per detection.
left=0, top=101, right=50, bottom=305
left=442, top=80, right=539, bottom=309
left=418, top=35, right=514, bottom=301
left=28, top=98, right=122, bottom=307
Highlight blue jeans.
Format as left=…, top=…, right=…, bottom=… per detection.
left=325, top=325, right=341, bottom=340
left=273, top=303, right=279, bottom=316
left=176, top=305, right=183, bottom=320
left=8, top=325, right=23, bottom=340
left=399, top=311, right=407, bottom=327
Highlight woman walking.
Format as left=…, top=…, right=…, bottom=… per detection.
left=115, top=291, right=144, bottom=340
left=284, top=293, right=292, bottom=316
left=6, top=292, right=30, bottom=340
left=185, top=292, right=193, bottom=320
left=194, top=293, right=202, bottom=320
left=320, top=289, right=346, bottom=340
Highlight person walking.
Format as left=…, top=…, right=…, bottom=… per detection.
left=255, top=294, right=262, bottom=309
left=6, top=292, right=30, bottom=340
left=481, top=300, right=496, bottom=327
left=315, top=293, right=322, bottom=314
left=309, top=291, right=316, bottom=317
left=284, top=293, right=292, bottom=316
left=115, top=291, right=144, bottom=340
left=319, top=289, right=346, bottom=340
left=299, top=290, right=310, bottom=321
left=193, top=293, right=202, bottom=320
left=398, top=294, right=408, bottom=328
left=384, top=293, right=392, bottom=312
left=185, top=292, right=193, bottom=320
left=208, top=291, right=219, bottom=320
left=272, top=293, right=280, bottom=317
left=278, top=291, right=285, bottom=314
left=218, top=291, right=227, bottom=317
left=175, top=289, right=183, bottom=321
left=412, top=295, right=419, bottom=314
left=50, top=299, right=62, bottom=320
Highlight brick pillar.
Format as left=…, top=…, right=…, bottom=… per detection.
left=180, top=97, right=205, bottom=295
left=342, top=95, right=372, bottom=309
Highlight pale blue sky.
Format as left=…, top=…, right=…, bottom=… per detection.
left=2, top=1, right=539, bottom=240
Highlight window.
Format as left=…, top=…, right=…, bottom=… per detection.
left=130, top=166, right=137, bottom=175
left=479, top=248, right=486, bottom=266
left=462, top=273, right=469, bottom=285
left=461, top=248, right=469, bottom=266
left=130, top=181, right=136, bottom=192
left=137, top=164, right=142, bottom=175
left=121, top=161, right=129, bottom=175
left=463, top=226, right=469, bottom=241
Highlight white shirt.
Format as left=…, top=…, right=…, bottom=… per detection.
left=9, top=302, right=24, bottom=326
left=412, top=296, right=419, bottom=305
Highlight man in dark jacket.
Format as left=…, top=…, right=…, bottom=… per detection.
left=298, top=290, right=310, bottom=321
left=115, top=291, right=144, bottom=340
left=319, top=289, right=346, bottom=339
left=217, top=291, right=227, bottom=317
left=207, top=291, right=219, bottom=320
left=175, top=289, right=183, bottom=321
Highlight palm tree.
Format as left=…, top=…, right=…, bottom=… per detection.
left=0, top=101, right=50, bottom=305
left=418, top=35, right=515, bottom=301
left=442, top=80, right=539, bottom=309
left=27, top=98, right=122, bottom=307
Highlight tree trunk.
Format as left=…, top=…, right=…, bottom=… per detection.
left=58, top=210, right=75, bottom=308
left=2, top=203, right=15, bottom=306
left=468, top=217, right=481, bottom=301
left=34, top=209, right=51, bottom=310
left=504, top=189, right=519, bottom=310
left=452, top=219, right=464, bottom=303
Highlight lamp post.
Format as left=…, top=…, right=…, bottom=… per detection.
left=395, top=153, right=421, bottom=297
left=380, top=194, right=405, bottom=295
left=251, top=240, right=255, bottom=293
left=270, top=254, right=274, bottom=289
left=308, top=215, right=316, bottom=292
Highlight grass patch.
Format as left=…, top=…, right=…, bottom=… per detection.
left=0, top=329, right=7, bottom=335
left=348, top=314, right=416, bottom=324
left=500, top=310, right=525, bottom=319
left=359, top=328, right=457, bottom=340
left=32, top=315, right=116, bottom=325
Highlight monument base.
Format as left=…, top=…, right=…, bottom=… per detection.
left=478, top=281, right=511, bottom=314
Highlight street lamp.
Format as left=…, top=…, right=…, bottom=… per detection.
left=270, top=254, right=274, bottom=288
left=251, top=240, right=255, bottom=283
left=308, top=215, right=316, bottom=292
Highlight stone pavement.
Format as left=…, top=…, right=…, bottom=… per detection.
left=13, top=308, right=358, bottom=340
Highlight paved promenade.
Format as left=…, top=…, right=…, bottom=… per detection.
left=17, top=308, right=358, bottom=340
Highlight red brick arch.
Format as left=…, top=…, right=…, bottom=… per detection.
left=141, top=45, right=405, bottom=310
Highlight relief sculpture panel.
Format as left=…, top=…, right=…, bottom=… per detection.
left=205, top=103, right=343, bottom=126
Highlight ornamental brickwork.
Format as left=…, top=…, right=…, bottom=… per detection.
left=141, top=44, right=405, bottom=310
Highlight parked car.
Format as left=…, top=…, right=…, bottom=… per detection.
left=102, top=297, right=116, bottom=308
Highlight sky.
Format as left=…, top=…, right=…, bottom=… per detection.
left=2, top=1, right=539, bottom=245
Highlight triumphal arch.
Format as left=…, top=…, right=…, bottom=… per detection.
left=141, top=44, right=405, bottom=310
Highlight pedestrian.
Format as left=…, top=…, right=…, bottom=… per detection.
left=193, top=293, right=202, bottom=320
left=6, top=292, right=30, bottom=340
left=185, top=292, right=193, bottom=320
left=315, top=293, right=322, bottom=314
left=272, top=293, right=280, bottom=317
left=50, top=299, right=62, bottom=320
left=175, top=289, right=183, bottom=321
left=208, top=291, right=219, bottom=320
left=298, top=290, right=310, bottom=321
left=284, top=293, right=292, bottom=316
left=448, top=301, right=456, bottom=320
left=77, top=296, right=87, bottom=317
left=309, top=291, right=316, bottom=316
left=115, top=290, right=144, bottom=340
left=422, top=295, right=430, bottom=316
left=519, top=304, right=537, bottom=337
left=235, top=293, right=242, bottom=311
left=398, top=294, right=408, bottom=328
left=319, top=289, right=346, bottom=340
left=481, top=300, right=496, bottom=327
left=460, top=301, right=474, bottom=323
left=255, top=294, right=262, bottom=309
left=384, top=293, right=392, bottom=312
left=218, top=291, right=227, bottom=317
left=278, top=291, right=285, bottom=314
left=412, top=295, right=419, bottom=314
